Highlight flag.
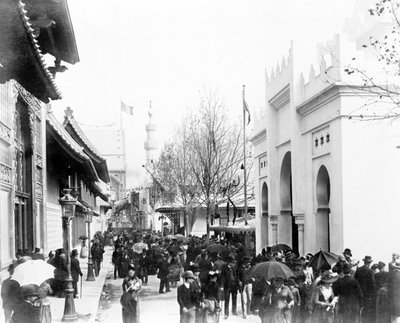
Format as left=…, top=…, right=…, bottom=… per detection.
left=243, top=98, right=251, bottom=125
left=121, top=101, right=134, bottom=115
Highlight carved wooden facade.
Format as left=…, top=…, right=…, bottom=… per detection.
left=0, top=80, right=46, bottom=268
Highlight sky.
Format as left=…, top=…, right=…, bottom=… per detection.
left=50, top=0, right=364, bottom=187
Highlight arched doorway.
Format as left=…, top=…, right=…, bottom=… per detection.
left=261, top=182, right=268, bottom=216
left=316, top=165, right=331, bottom=251
left=279, top=152, right=298, bottom=253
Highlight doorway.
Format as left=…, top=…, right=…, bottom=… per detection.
left=316, top=165, right=331, bottom=251
left=279, top=152, right=298, bottom=253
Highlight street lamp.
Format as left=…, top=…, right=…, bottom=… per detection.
left=85, top=209, right=95, bottom=281
left=59, top=188, right=78, bottom=322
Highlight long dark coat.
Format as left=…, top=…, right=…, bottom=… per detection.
left=333, top=275, right=363, bottom=323
left=157, top=258, right=170, bottom=280
left=387, top=270, right=400, bottom=316
left=71, top=257, right=83, bottom=282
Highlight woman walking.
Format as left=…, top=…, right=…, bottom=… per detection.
left=121, top=264, right=142, bottom=323
left=259, top=277, right=294, bottom=323
left=311, top=272, right=338, bottom=323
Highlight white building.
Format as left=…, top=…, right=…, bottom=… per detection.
left=251, top=28, right=400, bottom=262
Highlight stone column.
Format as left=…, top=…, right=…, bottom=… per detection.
left=278, top=211, right=292, bottom=246
left=294, top=214, right=305, bottom=256
left=270, top=215, right=278, bottom=245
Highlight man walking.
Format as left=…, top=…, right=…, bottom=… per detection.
left=221, top=255, right=239, bottom=319
left=157, top=251, right=171, bottom=293
left=355, top=255, right=376, bottom=323
left=238, top=256, right=253, bottom=318
left=333, top=263, right=364, bottom=323
left=91, top=241, right=105, bottom=277
left=177, top=271, right=197, bottom=323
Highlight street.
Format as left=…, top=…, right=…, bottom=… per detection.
left=96, top=264, right=260, bottom=323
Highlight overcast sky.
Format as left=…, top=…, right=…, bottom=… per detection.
left=50, top=0, right=367, bottom=187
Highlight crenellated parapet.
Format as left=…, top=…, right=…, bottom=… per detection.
left=266, top=47, right=292, bottom=102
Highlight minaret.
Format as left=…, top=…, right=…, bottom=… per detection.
left=144, top=101, right=157, bottom=169
left=143, top=101, right=158, bottom=230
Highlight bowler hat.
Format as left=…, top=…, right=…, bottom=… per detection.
left=378, top=261, right=386, bottom=269
left=343, top=248, right=352, bottom=257
left=21, top=285, right=39, bottom=297
left=191, top=264, right=200, bottom=272
left=363, top=256, right=373, bottom=263
left=184, top=270, right=195, bottom=279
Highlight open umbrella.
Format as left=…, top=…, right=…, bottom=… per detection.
left=11, top=259, right=55, bottom=286
left=132, top=242, right=148, bottom=254
left=165, top=234, right=176, bottom=241
left=308, top=250, right=339, bottom=273
left=249, top=261, right=295, bottom=281
left=174, top=234, right=189, bottom=243
left=269, top=244, right=292, bottom=253
left=207, top=244, right=227, bottom=255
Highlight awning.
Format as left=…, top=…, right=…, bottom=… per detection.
left=210, top=217, right=256, bottom=234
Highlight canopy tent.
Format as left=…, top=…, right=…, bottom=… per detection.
left=210, top=216, right=256, bottom=234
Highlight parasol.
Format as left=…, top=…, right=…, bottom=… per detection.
left=132, top=242, right=148, bottom=254
left=249, top=261, right=295, bottom=281
left=308, top=250, right=340, bottom=273
left=11, top=259, right=55, bottom=286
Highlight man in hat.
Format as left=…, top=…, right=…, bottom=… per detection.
left=1, top=264, right=20, bottom=323
left=355, top=256, right=376, bottom=323
left=31, top=247, right=44, bottom=260
left=375, top=261, right=388, bottom=292
left=333, top=263, right=364, bottom=323
left=177, top=271, right=197, bottom=323
left=11, top=285, right=41, bottom=323
left=157, top=251, right=171, bottom=293
left=221, top=255, right=239, bottom=319
left=71, top=249, right=83, bottom=298
left=343, top=248, right=353, bottom=263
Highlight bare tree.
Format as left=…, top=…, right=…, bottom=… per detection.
left=342, top=0, right=400, bottom=120
left=186, top=88, right=244, bottom=241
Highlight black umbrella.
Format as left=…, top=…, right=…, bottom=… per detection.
left=207, top=244, right=227, bottom=255
left=249, top=261, right=295, bottom=281
left=308, top=250, right=339, bottom=273
left=270, top=244, right=292, bottom=253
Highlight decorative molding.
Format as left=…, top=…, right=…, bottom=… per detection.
left=35, top=154, right=43, bottom=168
left=0, top=122, right=11, bottom=143
left=14, top=82, right=41, bottom=116
left=28, top=108, right=36, bottom=152
left=293, top=213, right=305, bottom=225
left=269, top=84, right=290, bottom=110
left=35, top=182, right=43, bottom=201
left=249, top=129, right=266, bottom=146
left=296, top=84, right=369, bottom=117
left=0, top=163, right=12, bottom=183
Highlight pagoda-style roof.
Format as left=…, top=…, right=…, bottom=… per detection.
left=62, top=107, right=110, bottom=183
left=0, top=0, right=62, bottom=102
left=46, top=109, right=100, bottom=183
left=23, top=0, right=79, bottom=65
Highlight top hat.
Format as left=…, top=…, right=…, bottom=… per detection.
left=363, top=256, right=373, bottom=263
left=343, top=248, right=352, bottom=257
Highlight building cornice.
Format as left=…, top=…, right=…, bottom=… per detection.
left=269, top=84, right=290, bottom=110
left=249, top=128, right=266, bottom=146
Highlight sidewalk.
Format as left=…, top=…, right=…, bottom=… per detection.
left=50, top=246, right=113, bottom=323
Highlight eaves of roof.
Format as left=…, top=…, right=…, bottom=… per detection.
left=0, top=0, right=62, bottom=101
left=46, top=111, right=100, bottom=182
left=62, top=114, right=110, bottom=183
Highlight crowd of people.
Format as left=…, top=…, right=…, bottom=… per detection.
left=113, top=231, right=400, bottom=323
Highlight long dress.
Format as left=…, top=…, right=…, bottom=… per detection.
left=311, top=285, right=336, bottom=323
left=121, top=276, right=142, bottom=323
left=259, top=285, right=294, bottom=323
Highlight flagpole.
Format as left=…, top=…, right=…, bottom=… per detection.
left=242, top=85, right=248, bottom=226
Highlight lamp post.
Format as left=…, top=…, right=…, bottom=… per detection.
left=59, top=188, right=78, bottom=322
left=85, top=209, right=95, bottom=281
